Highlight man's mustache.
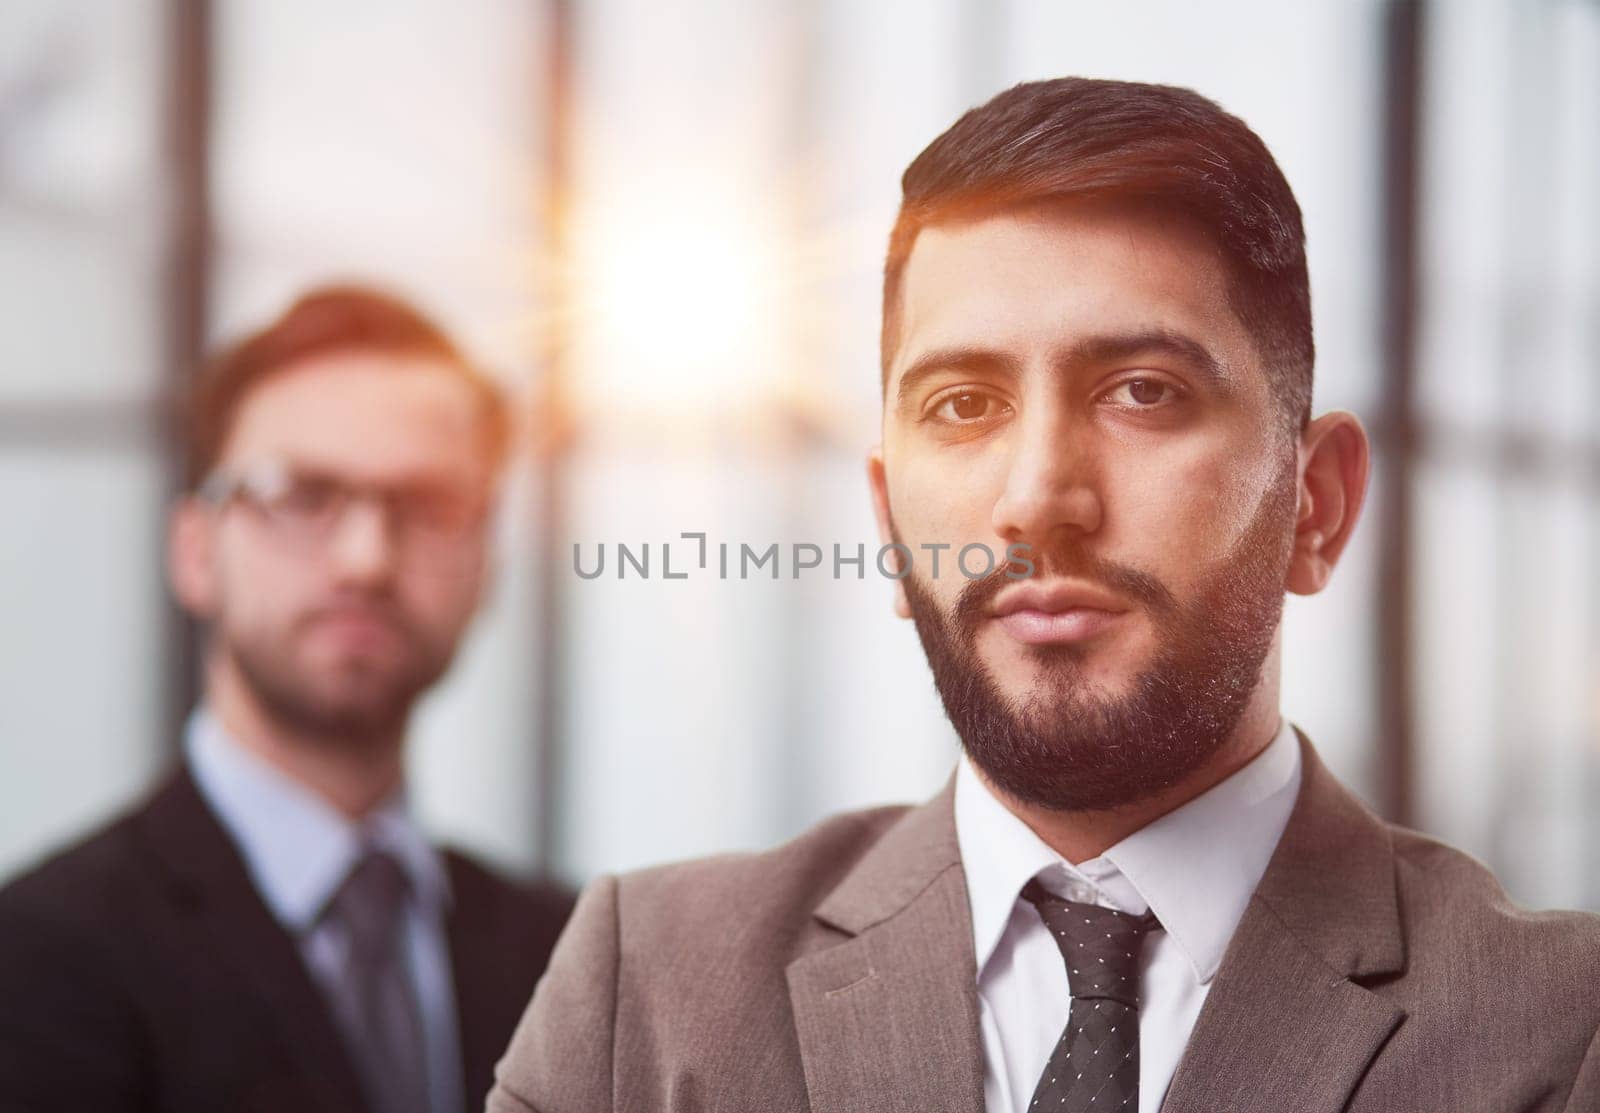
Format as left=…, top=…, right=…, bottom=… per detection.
left=293, top=593, right=417, bottom=640
left=950, top=537, right=1177, bottom=630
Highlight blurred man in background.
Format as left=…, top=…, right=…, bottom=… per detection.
left=0, top=286, right=573, bottom=1113
left=490, top=79, right=1600, bottom=1112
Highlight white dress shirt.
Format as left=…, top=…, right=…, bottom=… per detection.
left=185, top=707, right=464, bottom=1113
left=954, top=717, right=1302, bottom=1113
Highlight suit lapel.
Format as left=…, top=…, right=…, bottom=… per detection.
left=787, top=783, right=986, bottom=1113
left=134, top=770, right=370, bottom=1113
left=1160, top=734, right=1408, bottom=1112
left=1157, top=893, right=1404, bottom=1112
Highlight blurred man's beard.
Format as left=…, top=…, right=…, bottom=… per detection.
left=224, top=603, right=451, bottom=749
left=898, top=460, right=1298, bottom=813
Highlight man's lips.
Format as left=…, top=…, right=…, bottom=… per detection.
left=990, top=580, right=1129, bottom=646
left=304, top=608, right=405, bottom=652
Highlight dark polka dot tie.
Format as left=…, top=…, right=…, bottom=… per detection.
left=1021, top=879, right=1162, bottom=1112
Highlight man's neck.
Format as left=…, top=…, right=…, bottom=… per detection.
left=204, top=657, right=406, bottom=820
left=981, top=697, right=1284, bottom=865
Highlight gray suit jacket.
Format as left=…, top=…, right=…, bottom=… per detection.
left=490, top=735, right=1600, bottom=1112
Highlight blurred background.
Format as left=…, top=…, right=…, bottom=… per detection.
left=1, top=0, right=1597, bottom=909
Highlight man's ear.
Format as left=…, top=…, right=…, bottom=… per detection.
left=1286, top=411, right=1371, bottom=596
left=168, top=496, right=219, bottom=619
left=866, top=447, right=911, bottom=619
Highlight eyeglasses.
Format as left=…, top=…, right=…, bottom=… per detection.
left=198, top=459, right=492, bottom=575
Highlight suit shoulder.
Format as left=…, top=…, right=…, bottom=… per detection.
left=442, top=847, right=577, bottom=923
left=1388, top=823, right=1600, bottom=959
left=0, top=801, right=149, bottom=929
left=440, top=848, right=577, bottom=979
left=612, top=802, right=912, bottom=940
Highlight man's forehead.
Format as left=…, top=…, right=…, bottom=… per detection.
left=889, top=203, right=1241, bottom=384
left=218, top=351, right=491, bottom=477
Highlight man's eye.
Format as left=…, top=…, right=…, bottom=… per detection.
left=1109, top=378, right=1179, bottom=406
left=933, top=390, right=1005, bottom=422
left=272, top=478, right=342, bottom=517
left=402, top=491, right=484, bottom=534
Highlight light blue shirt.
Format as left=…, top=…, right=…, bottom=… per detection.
left=185, top=707, right=463, bottom=1113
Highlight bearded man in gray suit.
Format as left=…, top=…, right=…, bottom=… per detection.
left=490, top=78, right=1600, bottom=1113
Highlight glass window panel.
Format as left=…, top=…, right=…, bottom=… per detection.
left=1411, top=459, right=1502, bottom=865
left=1413, top=0, right=1600, bottom=910
left=0, top=448, right=167, bottom=881
left=209, top=0, right=544, bottom=371
left=557, top=448, right=797, bottom=876
left=0, top=0, right=164, bottom=403
left=1485, top=476, right=1597, bottom=909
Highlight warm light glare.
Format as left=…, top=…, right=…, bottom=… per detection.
left=573, top=191, right=787, bottom=416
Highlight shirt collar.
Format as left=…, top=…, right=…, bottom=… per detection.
left=183, top=705, right=451, bottom=931
left=955, top=717, right=1302, bottom=986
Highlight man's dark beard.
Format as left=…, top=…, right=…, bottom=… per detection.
left=899, top=462, right=1297, bottom=813
left=225, top=597, right=449, bottom=750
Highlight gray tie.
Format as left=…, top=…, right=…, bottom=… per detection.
left=319, top=847, right=431, bottom=1113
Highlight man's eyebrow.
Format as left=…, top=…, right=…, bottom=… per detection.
left=890, top=330, right=1230, bottom=411
left=892, top=347, right=1020, bottom=411
left=1060, top=329, right=1230, bottom=386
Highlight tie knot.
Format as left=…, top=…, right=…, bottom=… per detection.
left=323, top=847, right=411, bottom=963
left=1023, top=878, right=1160, bottom=1006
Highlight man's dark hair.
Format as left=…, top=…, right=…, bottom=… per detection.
left=882, top=77, right=1313, bottom=431
left=184, top=284, right=510, bottom=486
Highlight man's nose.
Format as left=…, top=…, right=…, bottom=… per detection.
left=990, top=408, right=1103, bottom=546
left=327, top=497, right=399, bottom=583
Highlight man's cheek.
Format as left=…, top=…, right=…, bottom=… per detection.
left=1120, top=458, right=1242, bottom=563
left=893, top=462, right=1003, bottom=551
